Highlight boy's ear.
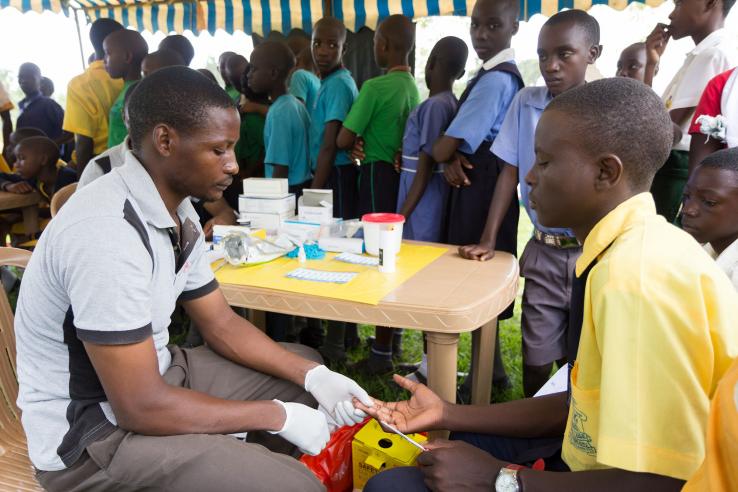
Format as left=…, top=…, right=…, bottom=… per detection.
left=152, top=124, right=175, bottom=157
left=594, top=153, right=624, bottom=191
left=705, top=0, right=720, bottom=12
left=588, top=44, right=603, bottom=64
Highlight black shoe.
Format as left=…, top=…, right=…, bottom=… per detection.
left=350, top=357, right=395, bottom=377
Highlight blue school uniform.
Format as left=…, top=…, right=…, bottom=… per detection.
left=396, top=91, right=457, bottom=242
left=309, top=68, right=358, bottom=170
left=17, top=91, right=64, bottom=140
left=263, top=94, right=312, bottom=187
left=289, top=69, right=321, bottom=114
left=491, top=86, right=574, bottom=237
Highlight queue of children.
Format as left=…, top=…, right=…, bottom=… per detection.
left=4, top=2, right=738, bottom=490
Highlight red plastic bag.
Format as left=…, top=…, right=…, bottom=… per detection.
left=301, top=418, right=370, bottom=492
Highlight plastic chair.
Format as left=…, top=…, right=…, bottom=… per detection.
left=0, top=247, right=42, bottom=490
left=50, top=183, right=77, bottom=218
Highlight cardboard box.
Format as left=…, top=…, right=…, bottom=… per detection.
left=298, top=189, right=333, bottom=224
left=352, top=420, right=427, bottom=490
left=240, top=211, right=293, bottom=230
left=242, top=178, right=289, bottom=198
left=239, top=194, right=296, bottom=214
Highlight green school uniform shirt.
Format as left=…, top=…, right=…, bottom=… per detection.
left=235, top=112, right=266, bottom=167
left=107, top=80, right=135, bottom=149
left=342, top=71, right=420, bottom=164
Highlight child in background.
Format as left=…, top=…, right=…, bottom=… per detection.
left=398, top=37, right=467, bottom=242
left=337, top=14, right=420, bottom=374
left=615, top=42, right=650, bottom=81
left=0, top=136, right=76, bottom=198
left=5, top=127, right=46, bottom=168
left=218, top=51, right=240, bottom=101
left=40, top=77, right=54, bottom=98
left=308, top=17, right=360, bottom=361
left=141, top=49, right=185, bottom=77
left=681, top=147, right=738, bottom=289
left=17, top=63, right=65, bottom=144
left=248, top=42, right=312, bottom=196
left=158, top=34, right=194, bottom=66
left=687, top=67, right=737, bottom=173
left=644, top=0, right=738, bottom=222
left=461, top=10, right=601, bottom=397
left=289, top=48, right=321, bottom=110
left=431, top=0, right=524, bottom=391
left=63, top=18, right=124, bottom=175
left=103, top=29, right=148, bottom=148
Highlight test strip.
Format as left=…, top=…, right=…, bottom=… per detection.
left=380, top=420, right=427, bottom=452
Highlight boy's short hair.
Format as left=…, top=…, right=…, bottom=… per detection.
left=378, top=14, right=415, bottom=54
left=197, top=69, right=219, bottom=84
left=19, top=63, right=41, bottom=76
left=12, top=127, right=47, bottom=141
left=143, top=49, right=186, bottom=73
left=700, top=147, right=738, bottom=174
left=723, top=0, right=736, bottom=15
left=159, top=34, right=195, bottom=65
left=257, top=42, right=295, bottom=78
left=18, top=136, right=59, bottom=166
left=126, top=67, right=236, bottom=152
left=432, top=36, right=468, bottom=77
left=543, top=9, right=600, bottom=46
left=314, top=17, right=347, bottom=42
left=40, top=76, right=54, bottom=96
left=89, top=18, right=124, bottom=54
left=545, top=77, right=672, bottom=189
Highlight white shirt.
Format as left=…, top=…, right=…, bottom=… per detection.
left=662, top=29, right=738, bottom=151
left=482, top=47, right=515, bottom=71
left=704, top=238, right=738, bottom=291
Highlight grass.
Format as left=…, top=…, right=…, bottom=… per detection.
left=335, top=206, right=533, bottom=404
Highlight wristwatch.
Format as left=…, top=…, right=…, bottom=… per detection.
left=495, top=465, right=522, bottom=492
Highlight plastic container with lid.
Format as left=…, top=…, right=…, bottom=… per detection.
left=362, top=213, right=404, bottom=256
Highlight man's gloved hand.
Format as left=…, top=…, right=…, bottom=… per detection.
left=269, top=400, right=331, bottom=456
left=304, top=365, right=373, bottom=427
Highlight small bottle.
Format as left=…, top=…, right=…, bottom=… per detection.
left=298, top=243, right=307, bottom=264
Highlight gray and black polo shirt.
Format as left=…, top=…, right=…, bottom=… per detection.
left=15, top=151, right=219, bottom=471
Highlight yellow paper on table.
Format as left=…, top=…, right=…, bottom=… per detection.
left=214, top=243, right=448, bottom=305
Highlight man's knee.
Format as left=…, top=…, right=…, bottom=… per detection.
left=364, top=467, right=427, bottom=492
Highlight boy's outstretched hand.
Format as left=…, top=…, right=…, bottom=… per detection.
left=418, top=439, right=505, bottom=491
left=5, top=182, right=34, bottom=194
left=443, top=152, right=473, bottom=188
left=459, top=242, right=496, bottom=261
left=353, top=374, right=447, bottom=434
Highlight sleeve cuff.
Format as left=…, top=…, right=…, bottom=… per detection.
left=178, top=278, right=219, bottom=302
left=76, top=324, right=153, bottom=345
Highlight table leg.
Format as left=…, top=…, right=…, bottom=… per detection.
left=248, top=309, right=267, bottom=332
left=471, top=318, right=497, bottom=405
left=426, top=331, right=459, bottom=439
left=22, top=205, right=39, bottom=236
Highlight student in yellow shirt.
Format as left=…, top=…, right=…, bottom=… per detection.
left=0, top=81, right=13, bottom=162
left=63, top=19, right=124, bottom=176
left=357, top=77, right=738, bottom=492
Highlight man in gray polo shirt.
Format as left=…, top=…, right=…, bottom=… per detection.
left=16, top=66, right=372, bottom=491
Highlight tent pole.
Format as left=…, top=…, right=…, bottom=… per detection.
left=324, top=0, right=332, bottom=16
left=73, top=8, right=87, bottom=70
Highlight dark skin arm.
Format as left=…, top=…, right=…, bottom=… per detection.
left=54, top=130, right=75, bottom=148
left=1, top=110, right=11, bottom=160
left=644, top=23, right=668, bottom=87
left=84, top=289, right=319, bottom=435
left=688, top=133, right=722, bottom=175
left=357, top=376, right=683, bottom=492
left=270, top=163, right=289, bottom=179
left=336, top=127, right=357, bottom=150
left=433, top=135, right=473, bottom=188
left=202, top=198, right=237, bottom=240
left=459, top=163, right=517, bottom=261
left=311, top=120, right=342, bottom=188
left=74, top=134, right=94, bottom=176
left=398, top=151, right=435, bottom=219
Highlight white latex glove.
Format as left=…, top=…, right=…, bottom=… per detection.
left=304, top=364, right=373, bottom=427
left=269, top=400, right=330, bottom=456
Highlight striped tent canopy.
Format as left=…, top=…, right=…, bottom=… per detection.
left=0, top=0, right=665, bottom=35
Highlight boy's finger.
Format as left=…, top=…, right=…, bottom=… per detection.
left=393, top=373, right=422, bottom=393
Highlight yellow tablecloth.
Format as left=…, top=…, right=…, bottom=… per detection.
left=214, top=243, right=448, bottom=305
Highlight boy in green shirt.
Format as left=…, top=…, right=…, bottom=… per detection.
left=337, top=14, right=420, bottom=374
left=103, top=29, right=148, bottom=148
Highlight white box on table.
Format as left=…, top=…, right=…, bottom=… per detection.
left=298, top=189, right=333, bottom=224
left=239, top=194, right=296, bottom=214
left=240, top=211, right=293, bottom=231
left=242, top=178, right=289, bottom=198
